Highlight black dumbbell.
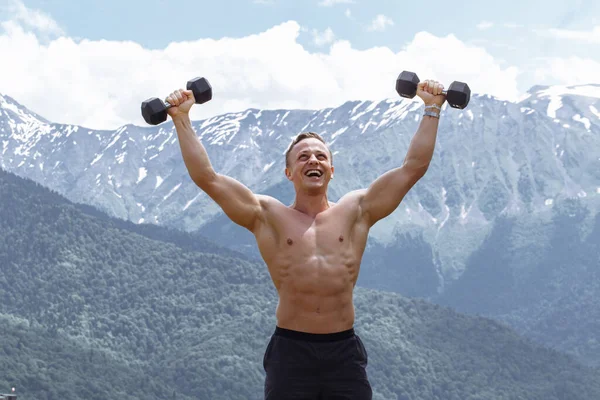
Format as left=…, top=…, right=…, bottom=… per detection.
left=396, top=71, right=470, bottom=109
left=141, top=77, right=213, bottom=125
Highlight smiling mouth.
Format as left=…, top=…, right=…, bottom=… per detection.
left=305, top=169, right=323, bottom=177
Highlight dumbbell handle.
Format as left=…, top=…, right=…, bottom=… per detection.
left=160, top=99, right=175, bottom=110
left=416, top=86, right=449, bottom=96
left=160, top=92, right=203, bottom=108
left=155, top=98, right=189, bottom=112
left=398, top=89, right=448, bottom=98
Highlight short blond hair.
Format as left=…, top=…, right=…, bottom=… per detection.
left=285, top=132, right=332, bottom=167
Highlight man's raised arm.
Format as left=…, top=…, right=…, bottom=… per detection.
left=167, top=89, right=263, bottom=232
left=360, top=79, right=445, bottom=227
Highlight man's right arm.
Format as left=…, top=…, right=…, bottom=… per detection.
left=172, top=113, right=264, bottom=232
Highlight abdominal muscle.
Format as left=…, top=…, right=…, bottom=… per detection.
left=269, top=250, right=360, bottom=334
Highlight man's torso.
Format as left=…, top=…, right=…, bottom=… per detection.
left=253, top=191, right=370, bottom=333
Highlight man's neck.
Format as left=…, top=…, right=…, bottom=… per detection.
left=291, top=192, right=330, bottom=218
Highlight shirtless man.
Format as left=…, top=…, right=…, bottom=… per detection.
left=165, top=78, right=446, bottom=399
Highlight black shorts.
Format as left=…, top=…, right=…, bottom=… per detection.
left=263, top=326, right=372, bottom=399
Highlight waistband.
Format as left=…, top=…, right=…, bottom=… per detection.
left=274, top=326, right=355, bottom=342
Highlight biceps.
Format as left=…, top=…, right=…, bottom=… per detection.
left=202, top=174, right=262, bottom=231
left=362, top=167, right=422, bottom=225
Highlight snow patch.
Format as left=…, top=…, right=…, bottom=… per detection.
left=350, top=101, right=366, bottom=115
left=331, top=127, right=348, bottom=139
left=437, top=187, right=450, bottom=232
left=156, top=176, right=163, bottom=188
left=183, top=193, right=202, bottom=211
left=90, top=153, right=103, bottom=165
left=163, top=183, right=181, bottom=201
left=116, top=152, right=126, bottom=164
left=137, top=167, right=147, bottom=184
left=279, top=111, right=291, bottom=125
left=350, top=101, right=378, bottom=121
left=201, top=111, right=248, bottom=145
left=573, top=114, right=591, bottom=130
left=263, top=161, right=275, bottom=172
left=545, top=198, right=553, bottom=206
left=105, top=131, right=122, bottom=150
left=158, top=130, right=174, bottom=151
left=520, top=107, right=535, bottom=115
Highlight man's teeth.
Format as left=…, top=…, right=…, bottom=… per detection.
left=306, top=170, right=322, bottom=177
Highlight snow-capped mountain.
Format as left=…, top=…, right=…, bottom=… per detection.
left=1, top=85, right=599, bottom=285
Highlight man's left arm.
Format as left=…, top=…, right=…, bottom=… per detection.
left=360, top=79, right=445, bottom=227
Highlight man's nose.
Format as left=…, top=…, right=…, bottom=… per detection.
left=308, top=154, right=318, bottom=163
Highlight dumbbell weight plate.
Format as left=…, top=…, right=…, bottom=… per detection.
left=446, top=81, right=470, bottom=109
left=396, top=71, right=420, bottom=99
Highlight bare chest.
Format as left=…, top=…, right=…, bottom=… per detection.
left=274, top=208, right=355, bottom=253
left=257, top=205, right=368, bottom=269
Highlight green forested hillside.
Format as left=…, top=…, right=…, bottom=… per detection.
left=0, top=313, right=193, bottom=400
left=1, top=169, right=600, bottom=400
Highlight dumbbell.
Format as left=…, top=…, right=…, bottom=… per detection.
left=396, top=71, right=471, bottom=109
left=141, top=77, right=213, bottom=125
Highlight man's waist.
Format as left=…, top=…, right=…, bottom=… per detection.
left=273, top=326, right=355, bottom=342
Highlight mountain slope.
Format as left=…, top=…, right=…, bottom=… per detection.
left=2, top=169, right=600, bottom=399
left=2, top=86, right=598, bottom=279
left=438, top=198, right=600, bottom=366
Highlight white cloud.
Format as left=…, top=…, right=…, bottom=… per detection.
left=533, top=56, right=600, bottom=86
left=367, top=14, right=394, bottom=32
left=536, top=25, right=600, bottom=43
left=344, top=8, right=352, bottom=19
left=318, top=0, right=354, bottom=6
left=476, top=21, right=494, bottom=30
left=311, top=27, right=335, bottom=46
left=1, top=15, right=524, bottom=130
left=1, top=0, right=63, bottom=36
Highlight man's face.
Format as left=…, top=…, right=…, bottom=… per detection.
left=285, top=138, right=334, bottom=193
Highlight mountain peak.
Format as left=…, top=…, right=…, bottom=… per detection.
left=517, top=83, right=600, bottom=120
left=0, top=93, right=49, bottom=126
left=522, top=83, right=600, bottom=100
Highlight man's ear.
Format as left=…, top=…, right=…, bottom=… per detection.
left=331, top=165, right=334, bottom=179
left=285, top=167, right=292, bottom=181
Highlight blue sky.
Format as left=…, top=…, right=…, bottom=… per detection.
left=1, top=0, right=599, bottom=129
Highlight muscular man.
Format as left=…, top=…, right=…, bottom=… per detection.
left=165, top=79, right=445, bottom=399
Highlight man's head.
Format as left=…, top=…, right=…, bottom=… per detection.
left=284, top=132, right=334, bottom=194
